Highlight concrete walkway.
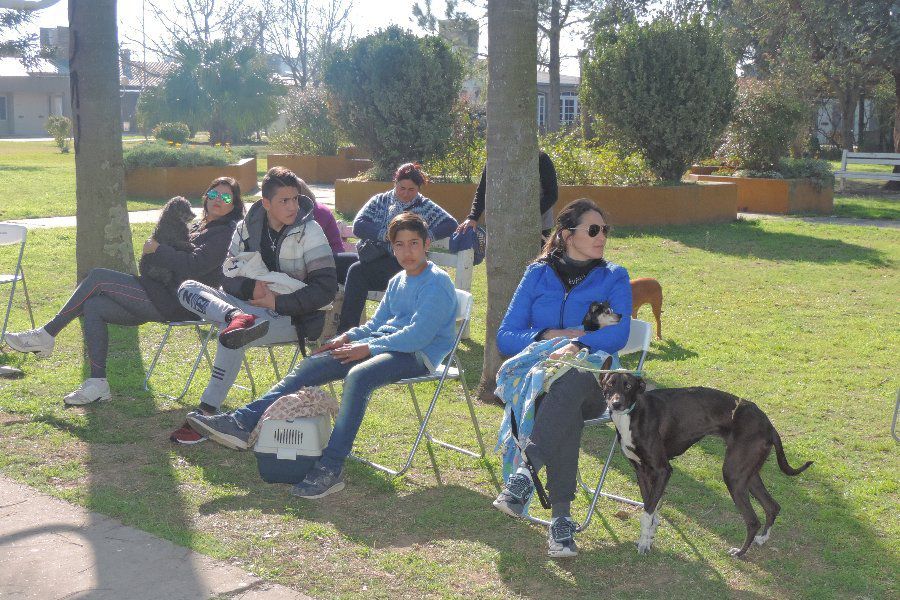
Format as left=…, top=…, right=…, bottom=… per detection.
left=0, top=475, right=312, bottom=600
left=6, top=184, right=337, bottom=230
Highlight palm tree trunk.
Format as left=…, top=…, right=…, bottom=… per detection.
left=545, top=0, right=561, bottom=132
left=70, top=0, right=135, bottom=280
left=477, top=0, right=540, bottom=402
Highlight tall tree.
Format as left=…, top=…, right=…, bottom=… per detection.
left=478, top=0, right=540, bottom=400
left=263, top=0, right=354, bottom=88
left=69, top=0, right=135, bottom=280
left=538, top=0, right=593, bottom=132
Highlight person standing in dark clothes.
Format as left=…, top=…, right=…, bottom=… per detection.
left=4, top=177, right=245, bottom=405
left=455, top=151, right=558, bottom=244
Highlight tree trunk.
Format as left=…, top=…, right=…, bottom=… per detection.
left=477, top=0, right=540, bottom=402
left=70, top=0, right=135, bottom=281
left=887, top=68, right=900, bottom=190
left=836, top=85, right=859, bottom=151
left=545, top=0, right=561, bottom=133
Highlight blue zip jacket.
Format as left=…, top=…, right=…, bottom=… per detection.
left=497, top=259, right=632, bottom=356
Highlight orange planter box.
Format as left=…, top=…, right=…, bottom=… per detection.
left=267, top=154, right=374, bottom=185
left=125, top=157, right=258, bottom=199
left=335, top=180, right=737, bottom=226
left=687, top=175, right=833, bottom=214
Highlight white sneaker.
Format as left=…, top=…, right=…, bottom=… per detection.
left=64, top=378, right=111, bottom=405
left=4, top=327, right=55, bottom=358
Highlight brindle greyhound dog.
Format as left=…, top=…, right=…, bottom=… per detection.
left=600, top=372, right=812, bottom=558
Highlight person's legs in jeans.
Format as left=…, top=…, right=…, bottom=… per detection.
left=525, top=369, right=605, bottom=518
left=336, top=254, right=402, bottom=333
left=319, top=351, right=427, bottom=472
left=81, top=295, right=164, bottom=379
left=177, top=280, right=297, bottom=410
left=232, top=352, right=352, bottom=431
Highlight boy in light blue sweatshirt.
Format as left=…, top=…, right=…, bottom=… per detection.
left=189, top=212, right=458, bottom=498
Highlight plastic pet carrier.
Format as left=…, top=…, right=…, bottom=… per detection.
left=253, top=415, right=332, bottom=484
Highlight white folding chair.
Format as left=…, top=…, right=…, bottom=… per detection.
left=525, top=319, right=653, bottom=531
left=0, top=223, right=36, bottom=346
left=143, top=320, right=219, bottom=401
left=348, top=289, right=486, bottom=477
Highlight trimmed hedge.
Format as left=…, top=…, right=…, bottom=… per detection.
left=123, top=143, right=257, bottom=171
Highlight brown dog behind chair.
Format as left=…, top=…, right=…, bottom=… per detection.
left=631, top=278, right=663, bottom=339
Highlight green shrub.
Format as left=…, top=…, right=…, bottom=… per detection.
left=422, top=100, right=485, bottom=183
left=45, top=115, right=72, bottom=153
left=542, top=130, right=653, bottom=186
left=270, top=87, right=345, bottom=156
left=777, top=157, right=835, bottom=186
left=123, top=143, right=229, bottom=170
left=715, top=79, right=807, bottom=170
left=324, top=26, right=463, bottom=178
left=582, top=16, right=736, bottom=181
left=152, top=122, right=191, bottom=144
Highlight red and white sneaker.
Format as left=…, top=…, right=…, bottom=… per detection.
left=218, top=313, right=269, bottom=350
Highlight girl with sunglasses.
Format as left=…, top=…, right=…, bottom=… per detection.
left=492, top=198, right=632, bottom=558
left=5, top=177, right=244, bottom=405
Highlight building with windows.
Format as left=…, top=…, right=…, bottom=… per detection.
left=536, top=71, right=580, bottom=129
left=0, top=57, right=70, bottom=137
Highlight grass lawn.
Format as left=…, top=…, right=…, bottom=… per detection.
left=0, top=140, right=269, bottom=220
left=827, top=159, right=895, bottom=174
left=832, top=194, right=900, bottom=220
left=0, top=219, right=897, bottom=599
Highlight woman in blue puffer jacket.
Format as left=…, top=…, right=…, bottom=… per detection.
left=493, top=198, right=632, bottom=558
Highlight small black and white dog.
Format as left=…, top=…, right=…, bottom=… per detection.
left=144, top=196, right=195, bottom=285
left=582, top=300, right=622, bottom=331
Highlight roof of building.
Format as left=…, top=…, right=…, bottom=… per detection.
left=537, top=70, right=580, bottom=86
left=0, top=57, right=65, bottom=77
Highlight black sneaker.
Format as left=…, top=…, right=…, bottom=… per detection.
left=290, top=463, right=345, bottom=499
left=186, top=413, right=249, bottom=450
left=492, top=472, right=534, bottom=518
left=548, top=516, right=579, bottom=558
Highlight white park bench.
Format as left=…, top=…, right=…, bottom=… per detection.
left=835, top=150, right=900, bottom=191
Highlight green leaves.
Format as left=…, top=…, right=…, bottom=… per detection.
left=582, top=16, right=736, bottom=181
left=324, top=26, right=463, bottom=174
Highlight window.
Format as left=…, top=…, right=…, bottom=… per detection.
left=560, top=92, right=579, bottom=125
left=0, top=96, right=7, bottom=121
left=51, top=95, right=63, bottom=116
left=537, top=94, right=545, bottom=127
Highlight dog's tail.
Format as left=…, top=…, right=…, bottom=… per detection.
left=772, top=429, right=813, bottom=476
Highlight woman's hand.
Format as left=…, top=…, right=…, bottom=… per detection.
left=249, top=285, right=277, bottom=310
left=455, top=218, right=478, bottom=234
left=142, top=238, right=160, bottom=255
left=312, top=334, right=350, bottom=355
left=542, top=328, right=584, bottom=340
left=330, top=343, right=371, bottom=364
left=549, top=342, right=582, bottom=360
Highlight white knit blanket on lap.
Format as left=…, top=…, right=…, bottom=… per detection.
left=225, top=251, right=306, bottom=295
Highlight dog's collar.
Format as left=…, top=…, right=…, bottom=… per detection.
left=614, top=403, right=637, bottom=416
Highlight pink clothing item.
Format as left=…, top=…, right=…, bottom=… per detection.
left=313, top=201, right=344, bottom=254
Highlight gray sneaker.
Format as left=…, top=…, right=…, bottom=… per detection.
left=290, top=463, right=345, bottom=499
left=492, top=472, right=534, bottom=518
left=186, top=413, right=249, bottom=450
left=548, top=516, right=579, bottom=558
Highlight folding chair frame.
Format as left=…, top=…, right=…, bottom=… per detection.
left=523, top=319, right=653, bottom=531
left=348, top=290, right=486, bottom=477
left=0, top=223, right=36, bottom=346
left=143, top=320, right=218, bottom=401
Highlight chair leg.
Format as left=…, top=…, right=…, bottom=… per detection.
left=424, top=365, right=485, bottom=459
left=143, top=324, right=174, bottom=391
left=525, top=426, right=643, bottom=531
left=267, top=345, right=282, bottom=380
left=1, top=276, right=18, bottom=343
left=19, top=270, right=35, bottom=329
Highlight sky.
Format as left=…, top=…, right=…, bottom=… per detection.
left=25, top=0, right=583, bottom=75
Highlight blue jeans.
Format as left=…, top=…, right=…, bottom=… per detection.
left=232, top=350, right=428, bottom=472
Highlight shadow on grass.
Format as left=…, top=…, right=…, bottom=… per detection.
left=619, top=220, right=890, bottom=266
left=32, top=323, right=215, bottom=597
left=645, top=338, right=699, bottom=363
left=0, top=165, right=43, bottom=172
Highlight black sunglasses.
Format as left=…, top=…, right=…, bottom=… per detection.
left=568, top=224, right=610, bottom=237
